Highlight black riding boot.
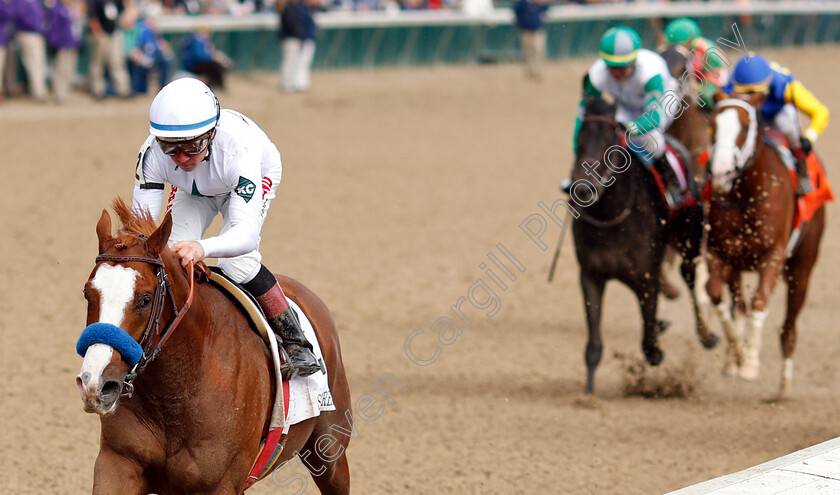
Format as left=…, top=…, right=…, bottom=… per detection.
left=652, top=154, right=683, bottom=208
left=794, top=157, right=813, bottom=196
left=268, top=307, right=321, bottom=380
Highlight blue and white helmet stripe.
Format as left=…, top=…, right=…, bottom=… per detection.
left=149, top=77, right=220, bottom=139
left=150, top=115, right=218, bottom=133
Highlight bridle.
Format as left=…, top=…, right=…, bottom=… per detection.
left=711, top=98, right=761, bottom=178
left=94, top=253, right=194, bottom=396
left=710, top=98, right=769, bottom=208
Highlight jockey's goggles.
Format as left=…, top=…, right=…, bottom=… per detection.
left=156, top=133, right=212, bottom=156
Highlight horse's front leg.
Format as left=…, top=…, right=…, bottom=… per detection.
left=741, top=254, right=785, bottom=381
left=680, top=253, right=720, bottom=350
left=580, top=271, right=606, bottom=395
left=92, top=447, right=147, bottom=495
left=706, top=255, right=744, bottom=375
left=635, top=277, right=663, bottom=368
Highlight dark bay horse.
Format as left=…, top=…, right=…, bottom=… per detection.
left=75, top=199, right=352, bottom=494
left=570, top=95, right=717, bottom=395
left=707, top=96, right=826, bottom=397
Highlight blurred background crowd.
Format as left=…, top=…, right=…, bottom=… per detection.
left=0, top=0, right=765, bottom=103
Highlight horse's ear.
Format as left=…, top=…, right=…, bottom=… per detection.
left=712, top=88, right=727, bottom=104
left=146, top=212, right=172, bottom=257
left=96, top=209, right=113, bottom=254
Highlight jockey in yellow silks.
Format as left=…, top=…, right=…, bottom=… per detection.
left=564, top=25, right=685, bottom=207
left=723, top=54, right=830, bottom=196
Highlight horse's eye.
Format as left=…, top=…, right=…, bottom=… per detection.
left=137, top=294, right=152, bottom=309
left=83, top=288, right=90, bottom=300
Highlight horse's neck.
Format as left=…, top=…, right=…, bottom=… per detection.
left=133, top=264, right=212, bottom=408
left=590, top=158, right=645, bottom=215
left=734, top=131, right=778, bottom=195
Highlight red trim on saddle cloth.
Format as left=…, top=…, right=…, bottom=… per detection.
left=650, top=145, right=698, bottom=212
left=790, top=153, right=834, bottom=229
left=243, top=377, right=291, bottom=490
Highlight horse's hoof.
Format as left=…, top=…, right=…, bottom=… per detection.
left=657, top=319, right=671, bottom=334
left=645, top=347, right=664, bottom=366
left=660, top=282, right=680, bottom=300
left=739, top=362, right=760, bottom=381
left=722, top=362, right=739, bottom=377
left=701, top=332, right=720, bottom=349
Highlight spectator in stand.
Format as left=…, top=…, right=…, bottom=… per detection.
left=513, top=0, right=549, bottom=81
left=277, top=0, right=317, bottom=93
left=0, top=0, right=11, bottom=101
left=47, top=0, right=84, bottom=103
left=180, top=26, right=233, bottom=91
left=124, top=8, right=172, bottom=94
left=13, top=0, right=48, bottom=101
left=87, top=0, right=130, bottom=99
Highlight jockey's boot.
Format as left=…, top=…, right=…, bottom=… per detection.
left=266, top=306, right=321, bottom=380
left=245, top=265, right=320, bottom=380
left=652, top=154, right=684, bottom=209
left=792, top=148, right=813, bottom=196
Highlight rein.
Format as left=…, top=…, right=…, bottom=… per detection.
left=94, top=254, right=195, bottom=396
left=576, top=114, right=635, bottom=229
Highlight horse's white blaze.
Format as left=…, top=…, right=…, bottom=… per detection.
left=79, top=343, right=115, bottom=390
left=92, top=264, right=139, bottom=326
left=711, top=108, right=741, bottom=185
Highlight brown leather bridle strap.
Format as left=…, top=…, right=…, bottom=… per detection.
left=94, top=253, right=194, bottom=391
left=157, top=261, right=194, bottom=350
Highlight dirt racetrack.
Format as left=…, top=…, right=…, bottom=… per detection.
left=3, top=44, right=840, bottom=494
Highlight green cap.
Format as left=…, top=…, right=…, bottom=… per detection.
left=599, top=26, right=641, bottom=67
left=664, top=18, right=701, bottom=45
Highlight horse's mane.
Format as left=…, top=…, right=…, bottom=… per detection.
left=111, top=198, right=158, bottom=249
left=584, top=94, right=616, bottom=119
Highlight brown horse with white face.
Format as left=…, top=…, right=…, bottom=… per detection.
left=707, top=95, right=826, bottom=398
left=76, top=199, right=352, bottom=494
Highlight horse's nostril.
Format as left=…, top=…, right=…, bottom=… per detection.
left=100, top=381, right=122, bottom=402
left=77, top=372, right=91, bottom=387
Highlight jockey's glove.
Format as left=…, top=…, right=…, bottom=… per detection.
left=800, top=136, right=813, bottom=154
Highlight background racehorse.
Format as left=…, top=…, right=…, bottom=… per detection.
left=570, top=94, right=717, bottom=395
left=657, top=43, right=715, bottom=301
left=707, top=95, right=826, bottom=398
left=658, top=43, right=713, bottom=184
left=75, top=199, right=352, bottom=494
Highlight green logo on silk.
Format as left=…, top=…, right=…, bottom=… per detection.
left=235, top=176, right=257, bottom=202
left=191, top=181, right=206, bottom=197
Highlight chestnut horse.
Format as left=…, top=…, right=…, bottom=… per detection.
left=707, top=96, right=826, bottom=397
left=75, top=199, right=352, bottom=494
left=571, top=95, right=718, bottom=395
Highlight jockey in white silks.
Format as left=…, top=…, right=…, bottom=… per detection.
left=564, top=25, right=686, bottom=207
left=132, top=77, right=320, bottom=379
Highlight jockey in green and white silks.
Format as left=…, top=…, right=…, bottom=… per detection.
left=567, top=26, right=685, bottom=207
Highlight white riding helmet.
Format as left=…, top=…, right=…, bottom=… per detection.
left=149, top=78, right=220, bottom=140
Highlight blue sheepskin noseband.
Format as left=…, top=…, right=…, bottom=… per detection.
left=76, top=322, right=144, bottom=366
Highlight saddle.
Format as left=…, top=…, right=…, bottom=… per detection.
left=647, top=135, right=699, bottom=213
left=196, top=264, right=335, bottom=489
